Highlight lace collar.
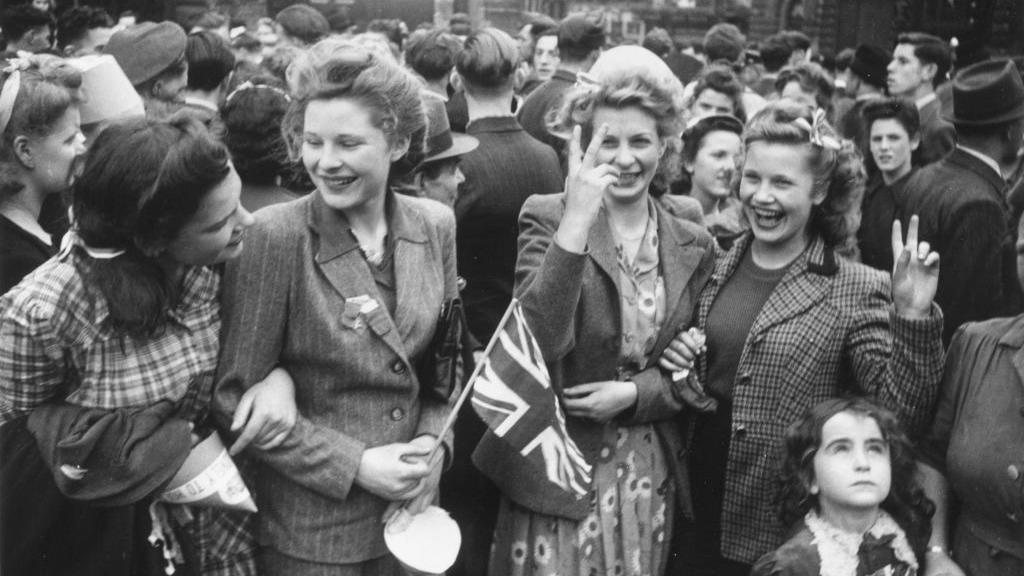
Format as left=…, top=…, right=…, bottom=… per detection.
left=805, top=509, right=918, bottom=576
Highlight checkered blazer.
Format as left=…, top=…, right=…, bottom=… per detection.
left=690, top=232, right=945, bottom=563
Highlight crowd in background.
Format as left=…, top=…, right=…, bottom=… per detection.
left=1, top=1, right=1024, bottom=576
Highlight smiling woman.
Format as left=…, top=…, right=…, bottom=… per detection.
left=477, top=45, right=717, bottom=576
left=214, top=40, right=460, bottom=575
left=658, top=101, right=945, bottom=574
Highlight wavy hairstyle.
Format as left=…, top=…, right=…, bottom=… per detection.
left=0, top=54, right=82, bottom=197
left=743, top=100, right=865, bottom=253
left=282, top=40, right=426, bottom=180
left=549, top=67, right=686, bottom=196
left=775, top=397, right=934, bottom=558
left=72, top=115, right=232, bottom=336
left=688, top=64, right=747, bottom=123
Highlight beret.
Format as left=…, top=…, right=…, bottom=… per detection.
left=106, top=21, right=187, bottom=86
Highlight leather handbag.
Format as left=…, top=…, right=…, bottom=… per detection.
left=418, top=298, right=476, bottom=402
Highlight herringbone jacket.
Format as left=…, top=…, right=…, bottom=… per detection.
left=688, top=232, right=944, bottom=563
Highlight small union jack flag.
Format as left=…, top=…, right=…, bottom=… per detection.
left=470, top=301, right=592, bottom=496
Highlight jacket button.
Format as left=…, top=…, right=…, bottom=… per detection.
left=392, top=361, right=406, bottom=375
left=390, top=407, right=405, bottom=421
left=1007, top=512, right=1020, bottom=524
left=739, top=372, right=751, bottom=384
left=733, top=423, right=747, bottom=438
left=1008, top=465, right=1021, bottom=481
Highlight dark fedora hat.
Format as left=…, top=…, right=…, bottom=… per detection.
left=420, top=94, right=478, bottom=166
left=946, top=59, right=1024, bottom=126
left=848, top=43, right=890, bottom=89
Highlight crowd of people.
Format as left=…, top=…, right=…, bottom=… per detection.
left=1, top=2, right=1023, bottom=576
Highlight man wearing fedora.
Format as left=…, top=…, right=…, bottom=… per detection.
left=888, top=32, right=957, bottom=166
left=837, top=43, right=890, bottom=158
left=409, top=96, right=479, bottom=209
left=898, top=59, right=1024, bottom=344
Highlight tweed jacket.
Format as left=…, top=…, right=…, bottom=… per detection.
left=214, top=192, right=458, bottom=564
left=898, top=147, right=1016, bottom=344
left=690, top=232, right=944, bottom=564
left=473, top=192, right=715, bottom=520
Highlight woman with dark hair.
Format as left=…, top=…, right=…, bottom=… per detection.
left=214, top=41, right=458, bottom=575
left=222, top=76, right=299, bottom=211
left=478, top=45, right=716, bottom=576
left=753, top=397, right=934, bottom=575
left=0, top=115, right=294, bottom=576
left=685, top=64, right=748, bottom=124
left=0, top=54, right=85, bottom=294
left=677, top=113, right=746, bottom=248
left=659, top=101, right=944, bottom=575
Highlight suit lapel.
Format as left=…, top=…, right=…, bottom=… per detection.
left=390, top=199, right=432, bottom=349
left=308, top=194, right=408, bottom=362
left=650, top=199, right=703, bottom=355
left=747, top=238, right=833, bottom=342
left=588, top=207, right=622, bottom=294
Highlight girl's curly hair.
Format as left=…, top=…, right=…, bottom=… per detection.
left=743, top=100, right=866, bottom=255
left=775, top=397, right=935, bottom=558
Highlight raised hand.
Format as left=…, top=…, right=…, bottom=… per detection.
left=891, top=215, right=940, bottom=319
left=555, top=124, right=620, bottom=253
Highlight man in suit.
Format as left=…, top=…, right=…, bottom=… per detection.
left=517, top=13, right=604, bottom=168
left=443, top=27, right=563, bottom=576
left=898, top=59, right=1024, bottom=344
left=887, top=32, right=956, bottom=165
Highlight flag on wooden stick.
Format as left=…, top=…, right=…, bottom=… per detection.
left=470, top=301, right=592, bottom=496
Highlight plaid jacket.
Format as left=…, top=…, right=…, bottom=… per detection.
left=690, top=232, right=944, bottom=563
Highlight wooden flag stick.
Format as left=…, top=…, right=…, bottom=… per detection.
left=425, top=297, right=519, bottom=464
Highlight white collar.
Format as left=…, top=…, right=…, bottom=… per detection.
left=184, top=97, right=219, bottom=113
left=914, top=92, right=937, bottom=110
left=805, top=510, right=918, bottom=576
left=957, top=145, right=1004, bottom=179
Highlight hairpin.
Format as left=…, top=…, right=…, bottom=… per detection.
left=225, top=80, right=292, bottom=105
left=793, top=108, right=841, bottom=150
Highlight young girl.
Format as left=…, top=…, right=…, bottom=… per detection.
left=751, top=397, right=934, bottom=576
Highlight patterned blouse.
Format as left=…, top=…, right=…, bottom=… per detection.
left=0, top=240, right=219, bottom=424
left=614, top=200, right=666, bottom=377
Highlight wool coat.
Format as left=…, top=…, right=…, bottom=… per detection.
left=687, top=232, right=944, bottom=564
left=898, top=147, right=1017, bottom=344
left=214, top=192, right=458, bottom=566
left=473, top=192, right=715, bottom=521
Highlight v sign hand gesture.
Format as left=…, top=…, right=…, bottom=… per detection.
left=891, top=215, right=940, bottom=319
left=555, top=124, right=620, bottom=254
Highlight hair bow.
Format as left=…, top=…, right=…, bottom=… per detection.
left=574, top=70, right=602, bottom=94
left=793, top=108, right=841, bottom=151
left=0, top=53, right=33, bottom=135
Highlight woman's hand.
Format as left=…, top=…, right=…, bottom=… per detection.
left=562, top=380, right=637, bottom=422
left=658, top=327, right=707, bottom=373
left=229, top=367, right=298, bottom=455
left=922, top=549, right=966, bottom=576
left=355, top=441, right=433, bottom=501
left=381, top=435, right=445, bottom=525
left=891, top=215, right=940, bottom=319
left=555, top=124, right=620, bottom=253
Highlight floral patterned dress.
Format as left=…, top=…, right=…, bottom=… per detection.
left=490, top=205, right=674, bottom=576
